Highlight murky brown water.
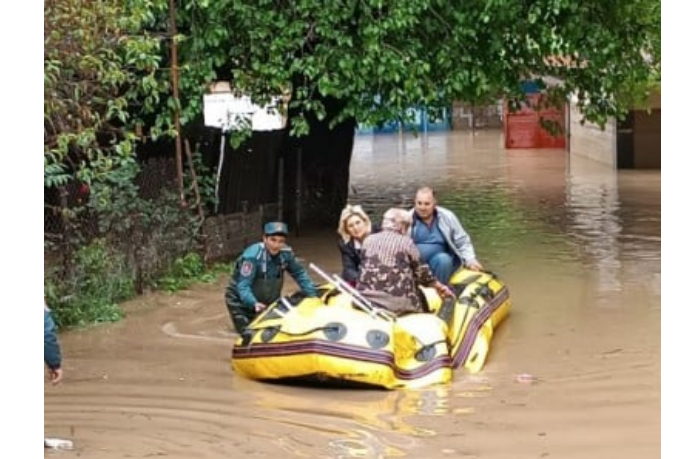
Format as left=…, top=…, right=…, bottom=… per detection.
left=45, top=131, right=660, bottom=458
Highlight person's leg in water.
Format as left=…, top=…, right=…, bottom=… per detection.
left=230, top=306, right=255, bottom=335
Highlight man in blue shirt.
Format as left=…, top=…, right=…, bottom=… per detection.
left=409, top=187, right=484, bottom=285
left=224, top=221, right=318, bottom=333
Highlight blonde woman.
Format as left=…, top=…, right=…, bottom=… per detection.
left=337, top=204, right=374, bottom=286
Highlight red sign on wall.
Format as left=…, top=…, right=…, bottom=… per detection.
left=504, top=94, right=566, bottom=149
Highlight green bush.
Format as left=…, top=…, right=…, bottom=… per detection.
left=45, top=238, right=133, bottom=328
left=156, top=252, right=219, bottom=292
left=44, top=157, right=222, bottom=329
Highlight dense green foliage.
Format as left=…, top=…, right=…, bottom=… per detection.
left=45, top=0, right=661, bottom=185
left=44, top=0, right=166, bottom=186
left=44, top=158, right=205, bottom=327
left=44, top=0, right=209, bottom=328
left=171, top=0, right=660, bottom=134
left=45, top=0, right=661, bottom=166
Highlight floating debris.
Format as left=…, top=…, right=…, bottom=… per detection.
left=44, top=438, right=74, bottom=450
left=515, top=373, right=538, bottom=384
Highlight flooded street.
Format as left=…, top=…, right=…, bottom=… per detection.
left=45, top=130, right=660, bottom=458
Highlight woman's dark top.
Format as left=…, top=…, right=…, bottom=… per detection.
left=339, top=239, right=363, bottom=285
left=338, top=222, right=380, bottom=285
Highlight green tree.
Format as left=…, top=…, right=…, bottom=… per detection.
left=170, top=0, right=660, bottom=133
left=45, top=0, right=661, bottom=224
left=44, top=0, right=166, bottom=186
left=163, top=0, right=660, bottom=223
left=44, top=0, right=205, bottom=326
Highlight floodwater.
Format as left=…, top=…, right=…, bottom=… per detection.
left=45, top=130, right=660, bottom=458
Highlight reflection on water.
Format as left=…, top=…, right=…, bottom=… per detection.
left=248, top=384, right=484, bottom=458
left=566, top=155, right=624, bottom=297
left=567, top=156, right=660, bottom=301
left=349, top=131, right=661, bottom=304
left=46, top=130, right=660, bottom=459
left=241, top=381, right=498, bottom=458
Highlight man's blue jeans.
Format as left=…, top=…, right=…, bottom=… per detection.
left=427, top=252, right=460, bottom=285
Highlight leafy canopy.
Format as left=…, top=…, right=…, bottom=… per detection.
left=44, top=0, right=165, bottom=186
left=171, top=0, right=660, bottom=134
left=45, top=0, right=661, bottom=160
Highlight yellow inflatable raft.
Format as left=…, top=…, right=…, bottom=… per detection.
left=231, top=265, right=511, bottom=389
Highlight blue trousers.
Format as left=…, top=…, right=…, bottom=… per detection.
left=427, top=252, right=460, bottom=285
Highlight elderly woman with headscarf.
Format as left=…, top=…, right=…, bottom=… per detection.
left=356, top=208, right=454, bottom=315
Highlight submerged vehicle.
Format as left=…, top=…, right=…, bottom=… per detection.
left=231, top=264, right=511, bottom=389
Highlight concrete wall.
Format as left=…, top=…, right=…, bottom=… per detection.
left=568, top=88, right=660, bottom=170
left=568, top=104, right=617, bottom=167
left=202, top=203, right=279, bottom=262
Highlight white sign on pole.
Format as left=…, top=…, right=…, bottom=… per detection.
left=203, top=93, right=284, bottom=131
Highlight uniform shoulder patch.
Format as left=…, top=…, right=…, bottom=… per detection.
left=240, top=260, right=254, bottom=277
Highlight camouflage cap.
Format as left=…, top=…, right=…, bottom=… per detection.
left=264, top=221, right=289, bottom=236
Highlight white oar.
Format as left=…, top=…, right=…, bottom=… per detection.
left=309, top=263, right=394, bottom=321
left=277, top=297, right=293, bottom=317
left=331, top=274, right=395, bottom=321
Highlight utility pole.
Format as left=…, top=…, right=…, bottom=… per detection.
left=168, top=0, right=185, bottom=206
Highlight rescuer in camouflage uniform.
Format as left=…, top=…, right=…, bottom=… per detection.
left=225, top=221, right=317, bottom=333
